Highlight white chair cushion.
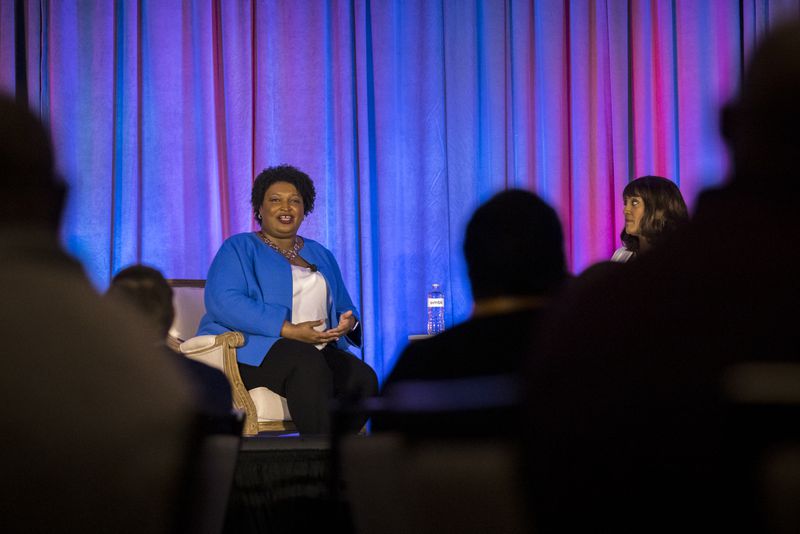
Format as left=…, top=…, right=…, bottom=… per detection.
left=250, top=387, right=291, bottom=422
left=169, top=286, right=207, bottom=342
left=180, top=335, right=224, bottom=370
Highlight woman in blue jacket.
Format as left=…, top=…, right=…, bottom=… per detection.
left=198, top=165, right=377, bottom=434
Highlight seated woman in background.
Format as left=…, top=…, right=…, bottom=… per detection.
left=198, top=165, right=377, bottom=435
left=611, top=175, right=689, bottom=262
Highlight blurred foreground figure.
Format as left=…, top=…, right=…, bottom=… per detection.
left=384, top=189, right=566, bottom=389
left=107, top=265, right=232, bottom=417
left=524, top=21, right=800, bottom=534
left=0, top=95, right=195, bottom=533
left=375, top=190, right=566, bottom=436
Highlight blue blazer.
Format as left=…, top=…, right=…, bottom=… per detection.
left=197, top=232, right=361, bottom=366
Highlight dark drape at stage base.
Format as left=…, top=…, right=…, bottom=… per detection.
left=223, top=438, right=353, bottom=534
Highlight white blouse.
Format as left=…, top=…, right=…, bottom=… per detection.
left=610, top=247, right=634, bottom=263
left=290, top=264, right=330, bottom=349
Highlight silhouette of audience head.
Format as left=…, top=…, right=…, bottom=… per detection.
left=464, top=189, right=566, bottom=301
left=107, top=265, right=175, bottom=339
left=0, top=95, right=64, bottom=229
left=619, top=175, right=688, bottom=255
left=722, top=20, right=800, bottom=186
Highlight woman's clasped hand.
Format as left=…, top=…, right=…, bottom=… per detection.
left=280, top=310, right=356, bottom=344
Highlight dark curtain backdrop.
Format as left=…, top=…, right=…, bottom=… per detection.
left=1, top=0, right=798, bottom=380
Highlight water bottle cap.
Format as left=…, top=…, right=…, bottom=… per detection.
left=431, top=283, right=440, bottom=289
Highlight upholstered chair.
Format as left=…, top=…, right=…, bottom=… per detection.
left=167, top=280, right=294, bottom=435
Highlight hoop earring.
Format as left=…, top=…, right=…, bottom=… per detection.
left=256, top=213, right=262, bottom=221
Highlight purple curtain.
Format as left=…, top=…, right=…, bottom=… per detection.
left=2, top=0, right=798, bottom=380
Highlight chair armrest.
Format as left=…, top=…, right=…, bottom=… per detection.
left=180, top=335, right=218, bottom=353
left=180, top=332, right=244, bottom=353
left=180, top=332, right=244, bottom=376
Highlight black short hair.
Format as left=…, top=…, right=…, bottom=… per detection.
left=106, top=265, right=174, bottom=338
left=620, top=176, right=688, bottom=254
left=251, top=165, right=316, bottom=221
left=464, top=189, right=567, bottom=300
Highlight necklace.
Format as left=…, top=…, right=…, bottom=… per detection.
left=257, top=231, right=302, bottom=261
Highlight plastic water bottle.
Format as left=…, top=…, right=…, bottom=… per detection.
left=426, top=283, right=445, bottom=335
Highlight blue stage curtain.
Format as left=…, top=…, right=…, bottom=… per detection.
left=1, top=0, right=798, bottom=380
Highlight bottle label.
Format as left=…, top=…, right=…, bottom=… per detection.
left=427, top=297, right=444, bottom=308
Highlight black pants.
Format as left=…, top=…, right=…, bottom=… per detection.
left=238, top=339, right=378, bottom=435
